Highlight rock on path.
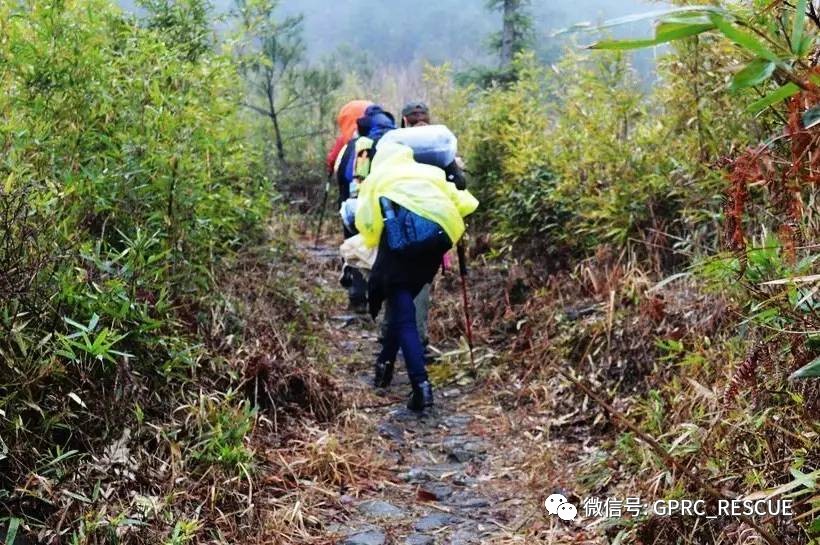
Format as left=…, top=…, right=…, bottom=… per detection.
left=342, top=529, right=386, bottom=545
left=301, top=242, right=547, bottom=545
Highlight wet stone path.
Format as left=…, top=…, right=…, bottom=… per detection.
left=302, top=242, right=534, bottom=545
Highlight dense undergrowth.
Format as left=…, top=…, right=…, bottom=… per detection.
left=2, top=0, right=820, bottom=544
left=0, top=1, right=348, bottom=543
left=418, top=3, right=820, bottom=543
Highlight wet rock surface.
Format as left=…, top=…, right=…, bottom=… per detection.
left=413, top=512, right=459, bottom=531
left=419, top=481, right=453, bottom=500
left=377, top=422, right=405, bottom=443
left=358, top=500, right=406, bottom=519
left=341, top=529, right=387, bottom=545
left=405, top=534, right=435, bottom=545
left=440, top=434, right=487, bottom=462
left=447, top=527, right=482, bottom=545
left=303, top=242, right=541, bottom=545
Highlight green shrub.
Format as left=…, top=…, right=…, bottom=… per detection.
left=0, top=0, right=271, bottom=531
left=433, top=39, right=756, bottom=261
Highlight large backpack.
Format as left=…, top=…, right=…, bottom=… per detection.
left=341, top=105, right=396, bottom=198
left=379, top=197, right=452, bottom=256
left=335, top=136, right=372, bottom=201
left=335, top=141, right=356, bottom=204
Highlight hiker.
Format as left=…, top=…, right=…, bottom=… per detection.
left=335, top=103, right=395, bottom=313
left=397, top=101, right=467, bottom=191
left=355, top=142, right=478, bottom=412
left=377, top=101, right=468, bottom=369
left=327, top=100, right=371, bottom=176
left=400, top=100, right=431, bottom=128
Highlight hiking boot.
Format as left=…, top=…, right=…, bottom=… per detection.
left=407, top=381, right=434, bottom=412
left=373, top=359, right=395, bottom=388
left=348, top=298, right=368, bottom=315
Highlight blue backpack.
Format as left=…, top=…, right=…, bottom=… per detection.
left=380, top=197, right=452, bottom=256
left=342, top=105, right=397, bottom=186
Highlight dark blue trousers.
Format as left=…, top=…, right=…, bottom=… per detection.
left=378, top=288, right=428, bottom=385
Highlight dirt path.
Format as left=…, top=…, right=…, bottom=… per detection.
left=299, top=242, right=589, bottom=545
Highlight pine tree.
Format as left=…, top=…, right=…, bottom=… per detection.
left=486, top=0, right=533, bottom=68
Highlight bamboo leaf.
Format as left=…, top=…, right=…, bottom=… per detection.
left=5, top=518, right=20, bottom=545
left=68, top=392, right=87, bottom=409
left=589, top=38, right=663, bottom=51
left=797, top=34, right=814, bottom=57
left=63, top=316, right=89, bottom=333
left=590, top=21, right=715, bottom=50
left=730, top=58, right=776, bottom=92
left=662, top=14, right=714, bottom=26
left=761, top=274, right=820, bottom=285
left=747, top=83, right=800, bottom=114
left=45, top=449, right=80, bottom=467
left=655, top=21, right=715, bottom=42
left=62, top=490, right=92, bottom=504
left=745, top=470, right=820, bottom=500
left=790, top=356, right=820, bottom=379
left=561, top=6, right=725, bottom=35
left=709, top=14, right=780, bottom=63
left=792, top=0, right=808, bottom=54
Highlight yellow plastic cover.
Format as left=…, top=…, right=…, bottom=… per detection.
left=355, top=143, right=479, bottom=248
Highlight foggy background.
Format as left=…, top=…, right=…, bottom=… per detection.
left=119, top=0, right=670, bottom=67
left=277, top=0, right=668, bottom=65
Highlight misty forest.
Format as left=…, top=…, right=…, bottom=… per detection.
left=1, top=0, right=819, bottom=544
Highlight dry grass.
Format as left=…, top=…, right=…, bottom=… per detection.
left=424, top=238, right=818, bottom=544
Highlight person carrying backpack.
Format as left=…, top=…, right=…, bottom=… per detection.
left=327, top=100, right=372, bottom=176
left=355, top=142, right=478, bottom=412
left=336, top=105, right=396, bottom=313
left=401, top=100, right=431, bottom=128
left=376, top=101, right=468, bottom=376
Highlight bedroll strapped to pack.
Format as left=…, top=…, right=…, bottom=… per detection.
left=377, top=125, right=457, bottom=169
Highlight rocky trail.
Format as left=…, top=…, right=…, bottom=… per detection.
left=299, top=241, right=591, bottom=545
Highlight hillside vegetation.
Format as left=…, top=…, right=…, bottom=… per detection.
left=1, top=1, right=819, bottom=544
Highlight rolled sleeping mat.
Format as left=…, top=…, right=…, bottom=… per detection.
left=377, top=124, right=457, bottom=169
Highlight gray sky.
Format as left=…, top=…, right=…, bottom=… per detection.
left=119, top=0, right=669, bottom=66
left=280, top=0, right=669, bottom=65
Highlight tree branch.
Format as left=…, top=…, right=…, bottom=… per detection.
left=282, top=128, right=333, bottom=142
left=807, top=1, right=820, bottom=31
left=240, top=102, right=273, bottom=118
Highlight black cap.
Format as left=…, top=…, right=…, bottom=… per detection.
left=401, top=101, right=429, bottom=118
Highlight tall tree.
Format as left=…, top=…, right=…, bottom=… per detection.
left=233, top=0, right=340, bottom=167
left=487, top=0, right=533, bottom=68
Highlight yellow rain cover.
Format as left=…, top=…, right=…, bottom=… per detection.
left=355, top=143, right=479, bottom=248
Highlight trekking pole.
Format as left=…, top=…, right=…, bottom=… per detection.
left=313, top=174, right=331, bottom=248
left=457, top=240, right=476, bottom=368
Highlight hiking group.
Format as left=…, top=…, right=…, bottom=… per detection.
left=324, top=100, right=478, bottom=414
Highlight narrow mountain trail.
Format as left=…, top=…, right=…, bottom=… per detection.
left=297, top=239, right=598, bottom=545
